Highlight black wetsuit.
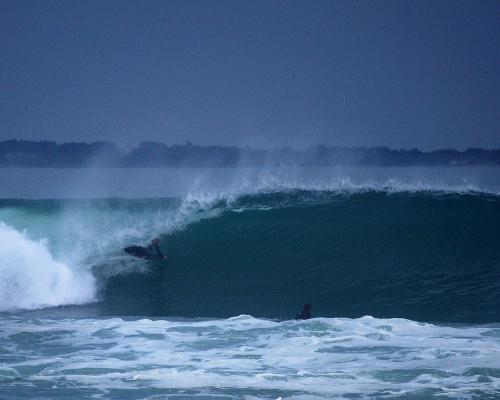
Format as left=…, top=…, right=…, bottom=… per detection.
left=146, top=243, right=164, bottom=259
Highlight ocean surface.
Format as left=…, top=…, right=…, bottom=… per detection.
left=0, top=166, right=499, bottom=399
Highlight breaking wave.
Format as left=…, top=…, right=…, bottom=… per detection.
left=0, top=184, right=499, bottom=322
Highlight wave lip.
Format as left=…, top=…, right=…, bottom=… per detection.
left=0, top=223, right=96, bottom=311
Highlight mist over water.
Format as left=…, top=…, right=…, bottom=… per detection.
left=0, top=166, right=499, bottom=198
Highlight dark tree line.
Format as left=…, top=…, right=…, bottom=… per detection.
left=0, top=139, right=499, bottom=167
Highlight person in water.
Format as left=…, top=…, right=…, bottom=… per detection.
left=296, top=303, right=312, bottom=320
left=146, top=237, right=166, bottom=259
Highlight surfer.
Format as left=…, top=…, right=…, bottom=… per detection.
left=124, top=237, right=166, bottom=260
left=295, top=303, right=312, bottom=320
left=146, top=237, right=165, bottom=259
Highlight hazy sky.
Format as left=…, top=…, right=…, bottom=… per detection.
left=0, top=0, right=498, bottom=150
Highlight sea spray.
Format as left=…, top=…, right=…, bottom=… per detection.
left=0, top=195, right=227, bottom=311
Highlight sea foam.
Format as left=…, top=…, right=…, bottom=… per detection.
left=0, top=314, right=499, bottom=398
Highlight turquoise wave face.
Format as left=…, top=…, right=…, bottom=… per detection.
left=1, top=190, right=500, bottom=322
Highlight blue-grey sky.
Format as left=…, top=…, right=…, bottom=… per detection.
left=0, top=0, right=498, bottom=150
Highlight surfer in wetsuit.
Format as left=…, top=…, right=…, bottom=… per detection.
left=296, top=303, right=312, bottom=320
left=146, top=237, right=165, bottom=259
left=124, top=237, right=166, bottom=260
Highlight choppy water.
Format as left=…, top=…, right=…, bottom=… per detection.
left=1, top=315, right=499, bottom=399
left=0, top=167, right=499, bottom=399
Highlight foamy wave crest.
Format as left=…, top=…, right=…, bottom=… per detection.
left=0, top=223, right=96, bottom=311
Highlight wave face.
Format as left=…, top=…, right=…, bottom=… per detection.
left=1, top=189, right=499, bottom=323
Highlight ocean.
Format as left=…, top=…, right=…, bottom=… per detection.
left=0, top=166, right=499, bottom=399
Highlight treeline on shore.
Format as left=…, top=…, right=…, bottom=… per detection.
left=0, top=139, right=499, bottom=167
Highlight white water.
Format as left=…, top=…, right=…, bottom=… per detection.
left=0, top=196, right=225, bottom=311
left=0, top=314, right=499, bottom=399
left=0, top=223, right=95, bottom=311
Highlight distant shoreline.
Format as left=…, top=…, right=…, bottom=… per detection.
left=1, top=140, right=499, bottom=167
left=1, top=165, right=499, bottom=170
